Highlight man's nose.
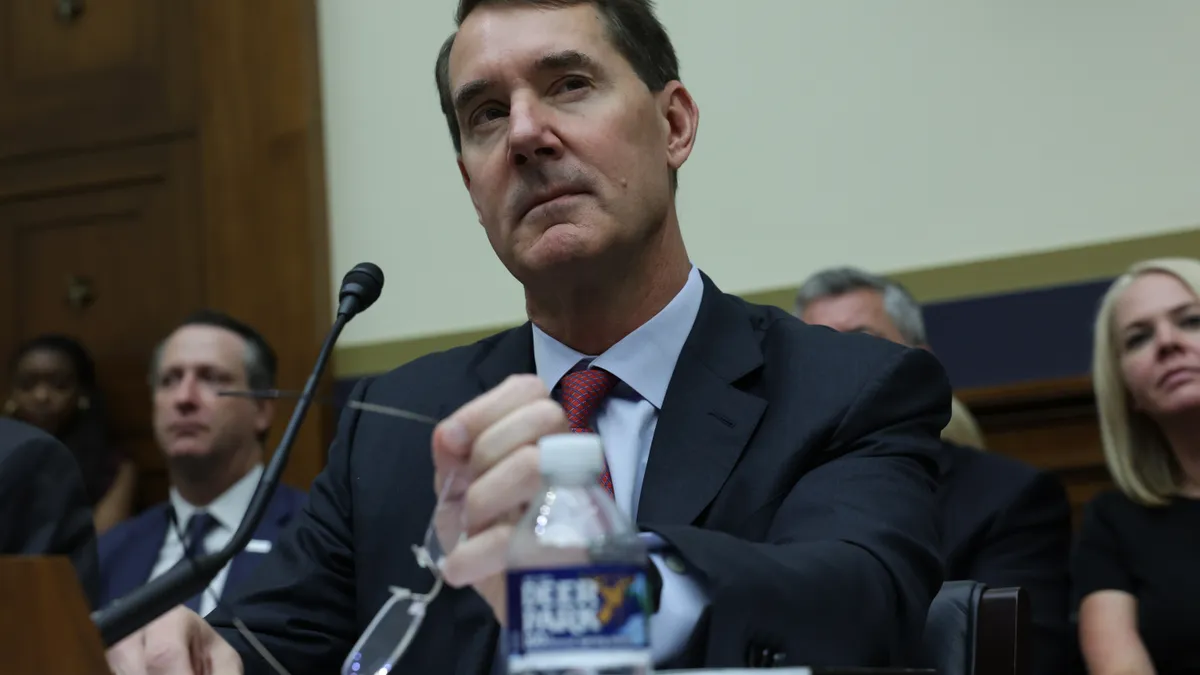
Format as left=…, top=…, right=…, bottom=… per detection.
left=507, top=97, right=564, bottom=167
left=172, top=374, right=201, bottom=407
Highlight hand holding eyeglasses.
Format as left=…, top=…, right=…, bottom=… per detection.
left=341, top=374, right=570, bottom=674
left=104, top=374, right=570, bottom=675
left=430, top=374, right=570, bottom=622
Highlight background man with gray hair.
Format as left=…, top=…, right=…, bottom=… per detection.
left=796, top=268, right=984, bottom=449
left=96, top=310, right=307, bottom=617
left=796, top=266, right=1074, bottom=675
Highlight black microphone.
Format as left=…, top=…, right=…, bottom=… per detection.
left=337, top=262, right=384, bottom=317
left=91, top=262, right=385, bottom=647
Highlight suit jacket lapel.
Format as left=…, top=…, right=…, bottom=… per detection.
left=225, top=488, right=294, bottom=595
left=436, top=324, right=537, bottom=427
left=475, top=323, right=536, bottom=391
left=104, top=507, right=169, bottom=605
left=637, top=274, right=767, bottom=526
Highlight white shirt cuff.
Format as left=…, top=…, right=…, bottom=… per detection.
left=640, top=533, right=709, bottom=664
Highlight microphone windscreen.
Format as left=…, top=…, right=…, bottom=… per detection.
left=339, top=262, right=384, bottom=312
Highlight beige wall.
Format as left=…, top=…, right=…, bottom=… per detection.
left=317, top=0, right=1200, bottom=350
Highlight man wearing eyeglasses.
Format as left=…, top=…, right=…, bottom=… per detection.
left=105, top=1, right=951, bottom=674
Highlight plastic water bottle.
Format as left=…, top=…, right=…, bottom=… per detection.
left=504, top=432, right=653, bottom=675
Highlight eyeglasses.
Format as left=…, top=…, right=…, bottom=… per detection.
left=340, top=461, right=465, bottom=675
left=211, top=392, right=463, bottom=675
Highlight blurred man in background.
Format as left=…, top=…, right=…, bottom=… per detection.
left=96, top=310, right=305, bottom=616
left=796, top=266, right=1073, bottom=675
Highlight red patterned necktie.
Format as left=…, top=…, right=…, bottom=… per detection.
left=558, top=367, right=619, bottom=497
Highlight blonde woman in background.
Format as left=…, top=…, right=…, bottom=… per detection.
left=1074, top=258, right=1200, bottom=675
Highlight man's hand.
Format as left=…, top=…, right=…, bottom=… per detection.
left=430, top=374, right=568, bottom=622
left=106, top=605, right=242, bottom=675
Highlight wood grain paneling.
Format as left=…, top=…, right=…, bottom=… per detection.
left=0, top=1, right=196, bottom=160
left=960, top=376, right=1111, bottom=527
left=0, top=556, right=109, bottom=673
left=0, top=140, right=204, bottom=508
left=191, top=0, right=333, bottom=490
left=7, top=150, right=203, bottom=421
left=0, top=0, right=332, bottom=509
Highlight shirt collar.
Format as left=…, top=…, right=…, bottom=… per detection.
left=169, top=463, right=264, bottom=532
left=531, top=265, right=704, bottom=409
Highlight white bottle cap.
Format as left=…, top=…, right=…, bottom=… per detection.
left=538, top=432, right=605, bottom=477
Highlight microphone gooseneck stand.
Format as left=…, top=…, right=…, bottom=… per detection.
left=91, top=262, right=385, bottom=647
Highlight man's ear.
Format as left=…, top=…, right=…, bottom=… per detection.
left=660, top=81, right=699, bottom=173
left=254, top=399, right=274, bottom=438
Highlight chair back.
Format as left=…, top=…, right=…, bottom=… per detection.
left=976, top=586, right=1030, bottom=675
left=920, top=581, right=1030, bottom=675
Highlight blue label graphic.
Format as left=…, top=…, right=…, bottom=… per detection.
left=506, top=564, right=651, bottom=655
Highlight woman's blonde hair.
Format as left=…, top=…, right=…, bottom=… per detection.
left=1092, top=257, right=1200, bottom=506
left=942, top=396, right=987, bottom=449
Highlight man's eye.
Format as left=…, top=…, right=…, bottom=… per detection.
left=554, top=77, right=590, bottom=95
left=470, top=106, right=506, bottom=127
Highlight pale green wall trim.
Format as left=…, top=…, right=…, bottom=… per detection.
left=334, top=228, right=1198, bottom=377
left=887, top=228, right=1200, bottom=304
left=744, top=228, right=1200, bottom=310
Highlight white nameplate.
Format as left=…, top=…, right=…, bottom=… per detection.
left=244, top=539, right=272, bottom=554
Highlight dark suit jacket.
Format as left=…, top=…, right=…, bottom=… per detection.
left=208, top=272, right=952, bottom=673
left=936, top=442, right=1073, bottom=675
left=96, top=482, right=306, bottom=611
left=0, top=417, right=100, bottom=609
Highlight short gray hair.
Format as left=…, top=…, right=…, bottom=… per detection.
left=793, top=266, right=928, bottom=346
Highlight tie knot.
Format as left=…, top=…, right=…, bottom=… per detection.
left=183, top=511, right=217, bottom=555
left=559, top=367, right=619, bottom=433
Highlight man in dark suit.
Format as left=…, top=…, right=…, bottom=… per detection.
left=0, top=417, right=100, bottom=609
left=795, top=265, right=1074, bottom=675
left=104, top=2, right=952, bottom=673
left=97, top=310, right=306, bottom=616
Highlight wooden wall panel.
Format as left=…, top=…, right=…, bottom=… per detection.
left=960, top=376, right=1112, bottom=527
left=0, top=1, right=196, bottom=160
left=0, top=0, right=332, bottom=508
left=191, top=0, right=333, bottom=489
left=0, top=140, right=204, bottom=508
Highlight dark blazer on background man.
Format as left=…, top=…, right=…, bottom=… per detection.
left=96, top=483, right=306, bottom=610
left=936, top=442, right=1073, bottom=675
left=207, top=272, right=954, bottom=674
left=0, top=417, right=100, bottom=609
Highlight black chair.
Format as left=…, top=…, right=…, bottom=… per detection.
left=920, top=581, right=1031, bottom=675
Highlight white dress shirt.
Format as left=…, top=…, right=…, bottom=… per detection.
left=148, top=464, right=264, bottom=617
left=531, top=264, right=709, bottom=664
